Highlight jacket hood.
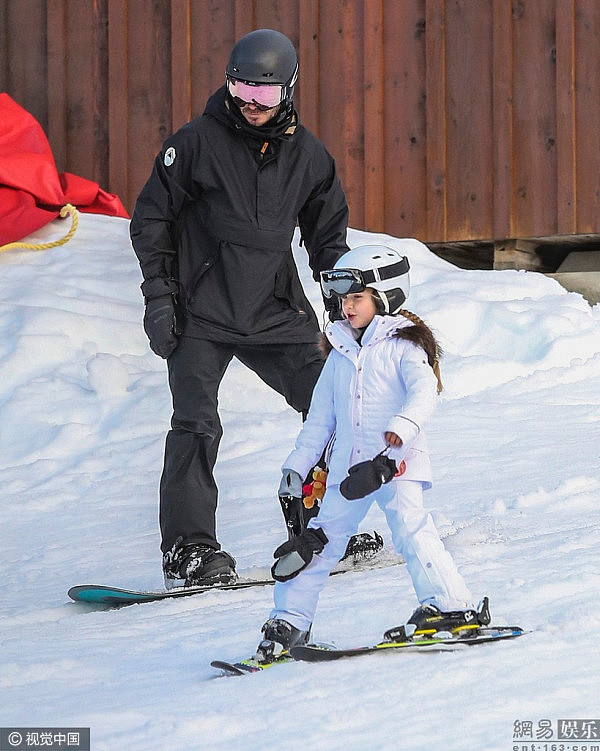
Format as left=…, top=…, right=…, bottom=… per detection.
left=204, top=85, right=299, bottom=142
left=321, top=311, right=443, bottom=393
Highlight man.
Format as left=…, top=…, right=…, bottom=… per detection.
left=130, top=29, right=350, bottom=589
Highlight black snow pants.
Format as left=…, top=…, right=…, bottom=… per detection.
left=159, top=335, right=324, bottom=553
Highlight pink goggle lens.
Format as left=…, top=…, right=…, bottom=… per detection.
left=227, top=79, right=283, bottom=109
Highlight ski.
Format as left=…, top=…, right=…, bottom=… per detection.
left=211, top=655, right=290, bottom=676
left=68, top=579, right=273, bottom=607
left=290, top=625, right=526, bottom=663
left=210, top=626, right=526, bottom=676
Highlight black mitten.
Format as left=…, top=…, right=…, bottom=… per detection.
left=340, top=450, right=397, bottom=500
left=271, top=527, right=329, bottom=582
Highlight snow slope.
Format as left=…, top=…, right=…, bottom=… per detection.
left=1, top=214, right=599, bottom=751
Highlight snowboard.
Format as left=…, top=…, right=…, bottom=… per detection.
left=290, top=625, right=526, bottom=662
left=67, top=535, right=399, bottom=609
left=68, top=579, right=273, bottom=607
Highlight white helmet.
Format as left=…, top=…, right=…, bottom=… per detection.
left=320, top=245, right=410, bottom=315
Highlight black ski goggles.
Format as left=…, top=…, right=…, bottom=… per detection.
left=320, top=257, right=410, bottom=298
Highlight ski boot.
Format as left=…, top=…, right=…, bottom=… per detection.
left=255, top=618, right=310, bottom=664
left=162, top=537, right=237, bottom=590
left=384, top=597, right=491, bottom=641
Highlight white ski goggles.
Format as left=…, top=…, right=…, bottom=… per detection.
left=227, top=78, right=283, bottom=111
left=320, top=257, right=410, bottom=298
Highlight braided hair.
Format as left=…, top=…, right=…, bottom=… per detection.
left=394, top=310, right=443, bottom=394
left=319, top=306, right=443, bottom=394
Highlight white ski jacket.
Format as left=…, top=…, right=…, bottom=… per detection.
left=283, top=314, right=439, bottom=488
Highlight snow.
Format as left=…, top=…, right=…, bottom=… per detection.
left=2, top=213, right=600, bottom=751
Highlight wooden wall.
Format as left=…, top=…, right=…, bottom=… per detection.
left=1, top=0, right=599, bottom=248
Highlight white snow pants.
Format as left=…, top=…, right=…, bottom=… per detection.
left=270, top=480, right=474, bottom=632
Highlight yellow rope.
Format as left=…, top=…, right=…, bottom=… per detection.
left=0, top=203, right=79, bottom=253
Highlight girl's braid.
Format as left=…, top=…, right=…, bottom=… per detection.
left=397, top=309, right=443, bottom=394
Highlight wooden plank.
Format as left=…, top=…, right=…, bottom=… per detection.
left=63, top=0, right=88, bottom=173
left=127, top=0, right=173, bottom=210
left=424, top=0, right=447, bottom=240
left=171, top=0, right=192, bottom=131
left=0, top=1, right=6, bottom=88
left=363, top=0, right=385, bottom=231
left=555, top=0, right=576, bottom=234
left=46, top=0, right=67, bottom=170
left=343, top=0, right=366, bottom=230
left=314, top=0, right=338, bottom=156
left=91, top=0, right=110, bottom=188
left=107, top=0, right=129, bottom=208
left=317, top=0, right=351, bottom=220
left=382, top=0, right=427, bottom=241
left=444, top=0, right=493, bottom=241
left=573, top=0, right=600, bottom=234
left=61, top=0, right=109, bottom=188
left=62, top=0, right=98, bottom=181
left=233, top=0, right=255, bottom=40
left=190, top=0, right=235, bottom=118
left=297, top=0, right=319, bottom=132
left=254, top=0, right=297, bottom=34
left=493, top=239, right=547, bottom=271
left=511, top=0, right=557, bottom=237
left=4, top=0, right=48, bottom=128
left=491, top=0, right=513, bottom=240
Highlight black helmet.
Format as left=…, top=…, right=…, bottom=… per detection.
left=226, top=29, right=298, bottom=104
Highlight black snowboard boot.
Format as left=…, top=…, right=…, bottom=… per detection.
left=384, top=597, right=491, bottom=641
left=339, top=531, right=384, bottom=563
left=255, top=618, right=310, bottom=663
left=162, top=537, right=237, bottom=590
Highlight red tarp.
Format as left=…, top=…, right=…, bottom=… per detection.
left=0, top=93, right=129, bottom=246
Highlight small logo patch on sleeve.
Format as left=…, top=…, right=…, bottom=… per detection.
left=164, top=147, right=176, bottom=166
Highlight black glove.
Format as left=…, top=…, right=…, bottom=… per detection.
left=340, top=449, right=397, bottom=500
left=271, top=527, right=329, bottom=581
left=141, top=278, right=180, bottom=359
left=323, top=294, right=343, bottom=322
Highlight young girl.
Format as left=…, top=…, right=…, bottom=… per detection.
left=255, top=244, right=490, bottom=660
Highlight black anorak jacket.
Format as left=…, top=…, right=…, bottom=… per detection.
left=130, top=87, right=349, bottom=344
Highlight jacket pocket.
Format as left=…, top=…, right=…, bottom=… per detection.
left=274, top=251, right=308, bottom=314
left=187, top=246, right=219, bottom=307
